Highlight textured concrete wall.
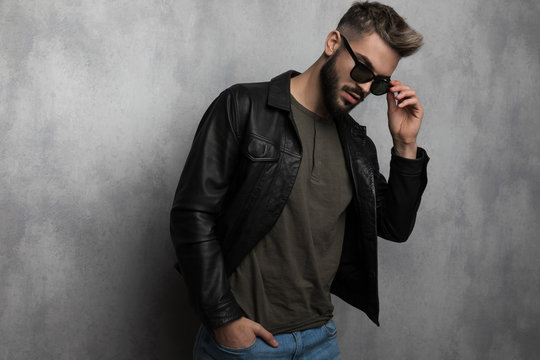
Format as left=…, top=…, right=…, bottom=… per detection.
left=1, top=0, right=538, bottom=359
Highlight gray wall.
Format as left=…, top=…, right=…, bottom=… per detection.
left=1, top=0, right=538, bottom=359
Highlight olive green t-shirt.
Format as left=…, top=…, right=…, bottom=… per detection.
left=228, top=95, right=353, bottom=334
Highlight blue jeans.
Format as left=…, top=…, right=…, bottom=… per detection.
left=193, top=319, right=341, bottom=359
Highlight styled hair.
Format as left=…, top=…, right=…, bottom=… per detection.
left=337, top=1, right=423, bottom=57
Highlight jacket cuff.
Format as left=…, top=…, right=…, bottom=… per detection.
left=390, top=147, right=429, bottom=175
left=203, top=291, right=246, bottom=330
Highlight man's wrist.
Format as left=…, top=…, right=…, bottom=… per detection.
left=392, top=141, right=418, bottom=159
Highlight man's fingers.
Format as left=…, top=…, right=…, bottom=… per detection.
left=395, top=89, right=417, bottom=101
left=397, top=98, right=417, bottom=108
left=387, top=81, right=422, bottom=113
left=389, top=83, right=410, bottom=93
left=252, top=324, right=279, bottom=347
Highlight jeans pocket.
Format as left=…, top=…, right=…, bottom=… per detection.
left=323, top=319, right=338, bottom=338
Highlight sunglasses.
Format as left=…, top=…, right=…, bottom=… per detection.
left=341, top=35, right=391, bottom=96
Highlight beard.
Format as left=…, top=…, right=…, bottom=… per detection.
left=320, top=51, right=365, bottom=121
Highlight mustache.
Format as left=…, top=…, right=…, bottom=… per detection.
left=343, top=86, right=366, bottom=103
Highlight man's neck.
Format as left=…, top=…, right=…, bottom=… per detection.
left=290, top=57, right=330, bottom=119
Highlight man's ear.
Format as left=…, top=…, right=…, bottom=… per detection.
left=324, top=30, right=341, bottom=56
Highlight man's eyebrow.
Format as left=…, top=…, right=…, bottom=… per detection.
left=355, top=52, right=391, bottom=78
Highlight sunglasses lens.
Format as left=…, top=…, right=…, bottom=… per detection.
left=371, top=80, right=390, bottom=96
left=351, top=66, right=373, bottom=83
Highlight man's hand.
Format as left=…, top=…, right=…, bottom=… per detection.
left=213, top=316, right=279, bottom=349
left=386, top=80, right=424, bottom=159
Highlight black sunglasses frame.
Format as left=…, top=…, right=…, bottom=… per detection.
left=341, top=35, right=392, bottom=96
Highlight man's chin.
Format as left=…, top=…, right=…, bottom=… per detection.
left=323, top=92, right=361, bottom=119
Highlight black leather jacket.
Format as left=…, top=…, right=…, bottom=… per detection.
left=170, top=70, right=429, bottom=330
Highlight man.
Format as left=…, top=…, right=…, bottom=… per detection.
left=170, top=2, right=429, bottom=358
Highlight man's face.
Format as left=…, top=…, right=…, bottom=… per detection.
left=320, top=32, right=400, bottom=119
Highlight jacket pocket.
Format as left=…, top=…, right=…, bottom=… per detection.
left=242, top=134, right=279, bottom=162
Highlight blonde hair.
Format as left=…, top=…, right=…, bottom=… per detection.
left=337, top=1, right=424, bottom=57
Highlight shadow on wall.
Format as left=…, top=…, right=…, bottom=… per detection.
left=155, top=271, right=200, bottom=359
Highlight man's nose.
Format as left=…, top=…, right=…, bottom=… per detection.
left=356, top=80, right=373, bottom=95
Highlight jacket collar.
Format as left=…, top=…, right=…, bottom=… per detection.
left=267, top=70, right=300, bottom=111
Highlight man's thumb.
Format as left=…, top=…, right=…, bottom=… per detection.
left=386, top=90, right=397, bottom=113
left=253, top=325, right=279, bottom=348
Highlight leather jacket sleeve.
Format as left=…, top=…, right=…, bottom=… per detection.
left=375, top=147, right=429, bottom=242
left=170, top=89, right=245, bottom=329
